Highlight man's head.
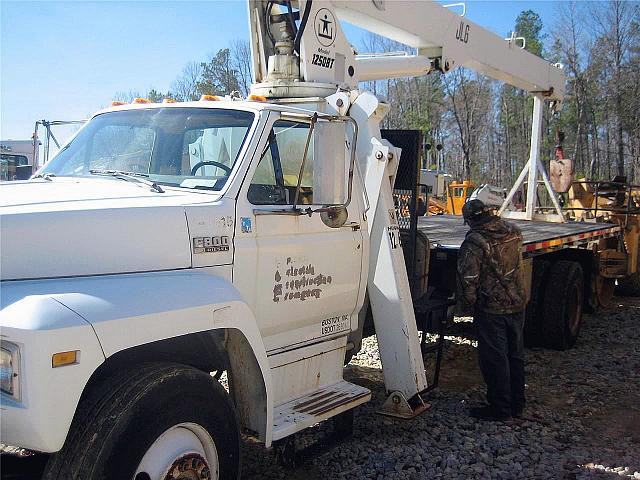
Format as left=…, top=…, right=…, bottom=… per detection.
left=462, top=199, right=493, bottom=226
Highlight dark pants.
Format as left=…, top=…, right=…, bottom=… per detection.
left=475, top=310, right=526, bottom=417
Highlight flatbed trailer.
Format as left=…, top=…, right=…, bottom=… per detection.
left=417, top=213, right=627, bottom=350
left=419, top=215, right=621, bottom=258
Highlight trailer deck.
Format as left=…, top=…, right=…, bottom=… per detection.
left=418, top=215, right=621, bottom=257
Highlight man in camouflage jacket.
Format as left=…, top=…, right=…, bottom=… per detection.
left=456, top=199, right=527, bottom=421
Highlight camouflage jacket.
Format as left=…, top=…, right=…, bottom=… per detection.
left=455, top=217, right=526, bottom=316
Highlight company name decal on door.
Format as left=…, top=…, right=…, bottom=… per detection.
left=272, top=257, right=333, bottom=302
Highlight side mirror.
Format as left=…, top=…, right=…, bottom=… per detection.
left=312, top=120, right=352, bottom=207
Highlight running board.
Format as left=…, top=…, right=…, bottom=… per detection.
left=272, top=381, right=371, bottom=441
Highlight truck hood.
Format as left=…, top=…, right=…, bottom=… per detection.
left=0, top=178, right=219, bottom=280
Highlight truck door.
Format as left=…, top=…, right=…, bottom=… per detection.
left=233, top=113, right=364, bottom=353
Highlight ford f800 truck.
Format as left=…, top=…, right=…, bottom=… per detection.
left=2, top=1, right=636, bottom=478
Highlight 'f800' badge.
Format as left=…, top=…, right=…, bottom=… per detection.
left=193, top=236, right=230, bottom=254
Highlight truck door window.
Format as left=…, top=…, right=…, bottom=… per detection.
left=248, top=120, right=314, bottom=205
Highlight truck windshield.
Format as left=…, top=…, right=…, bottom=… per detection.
left=40, top=107, right=255, bottom=191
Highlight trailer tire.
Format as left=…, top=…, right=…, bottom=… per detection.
left=524, top=259, right=551, bottom=347
left=42, top=362, right=240, bottom=480
left=541, top=261, right=584, bottom=350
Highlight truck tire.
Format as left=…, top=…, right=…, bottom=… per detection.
left=523, top=259, right=551, bottom=347
left=541, top=261, right=584, bottom=350
left=42, top=362, right=240, bottom=480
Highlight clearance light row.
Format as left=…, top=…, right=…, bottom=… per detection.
left=110, top=94, right=267, bottom=107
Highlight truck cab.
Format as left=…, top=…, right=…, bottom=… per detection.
left=1, top=98, right=375, bottom=478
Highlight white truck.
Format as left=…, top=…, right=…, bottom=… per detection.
left=0, top=1, right=603, bottom=478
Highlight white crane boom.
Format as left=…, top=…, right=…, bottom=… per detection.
left=334, top=0, right=565, bottom=99
left=248, top=0, right=565, bottom=100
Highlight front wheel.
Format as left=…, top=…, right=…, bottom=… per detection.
left=43, top=363, right=240, bottom=480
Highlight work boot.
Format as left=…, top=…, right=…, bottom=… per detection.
left=470, top=405, right=512, bottom=422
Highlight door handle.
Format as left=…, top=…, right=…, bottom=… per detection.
left=345, top=222, right=361, bottom=231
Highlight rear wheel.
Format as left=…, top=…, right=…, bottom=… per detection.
left=541, top=261, right=584, bottom=350
left=43, top=363, right=240, bottom=480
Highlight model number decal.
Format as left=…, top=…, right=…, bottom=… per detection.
left=321, top=314, right=350, bottom=336
left=388, top=224, right=400, bottom=249
left=193, top=236, right=229, bottom=253
left=312, top=53, right=335, bottom=69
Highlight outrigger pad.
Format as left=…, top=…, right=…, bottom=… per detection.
left=378, top=390, right=431, bottom=419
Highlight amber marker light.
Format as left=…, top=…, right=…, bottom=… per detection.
left=200, top=94, right=221, bottom=101
left=162, top=98, right=177, bottom=103
left=247, top=94, right=267, bottom=102
left=110, top=101, right=127, bottom=106
left=52, top=350, right=79, bottom=368
left=131, top=98, right=151, bottom=104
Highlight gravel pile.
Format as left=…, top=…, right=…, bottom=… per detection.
left=241, top=297, right=640, bottom=479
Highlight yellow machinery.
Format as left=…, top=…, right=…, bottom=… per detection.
left=446, top=180, right=475, bottom=215
left=422, top=180, right=475, bottom=216
left=567, top=177, right=640, bottom=298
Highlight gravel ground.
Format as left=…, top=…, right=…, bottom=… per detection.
left=241, top=297, right=640, bottom=479
left=2, top=298, right=638, bottom=479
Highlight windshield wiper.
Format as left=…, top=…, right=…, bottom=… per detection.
left=32, top=173, right=56, bottom=181
left=88, top=169, right=164, bottom=193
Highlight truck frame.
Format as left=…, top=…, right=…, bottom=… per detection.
left=1, top=1, right=638, bottom=479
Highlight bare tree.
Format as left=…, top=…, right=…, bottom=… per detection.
left=230, top=39, right=253, bottom=96
left=112, top=90, right=142, bottom=102
left=444, top=69, right=491, bottom=181
left=589, top=0, right=639, bottom=177
left=171, top=61, right=203, bottom=101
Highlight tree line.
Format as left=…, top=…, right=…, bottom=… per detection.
left=118, top=0, right=639, bottom=187
left=114, top=40, right=253, bottom=104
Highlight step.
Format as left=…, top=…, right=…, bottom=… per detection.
left=272, top=380, right=371, bottom=441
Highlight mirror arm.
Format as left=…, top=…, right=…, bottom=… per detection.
left=292, top=113, right=318, bottom=211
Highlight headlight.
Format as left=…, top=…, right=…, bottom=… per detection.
left=0, top=342, right=20, bottom=399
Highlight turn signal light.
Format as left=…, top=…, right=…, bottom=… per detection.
left=132, top=98, right=151, bottom=104
left=52, top=350, right=78, bottom=368
left=110, top=101, right=127, bottom=106
left=200, top=94, right=221, bottom=101
left=247, top=94, right=267, bottom=102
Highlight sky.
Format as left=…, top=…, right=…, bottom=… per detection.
left=1, top=0, right=559, bottom=143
